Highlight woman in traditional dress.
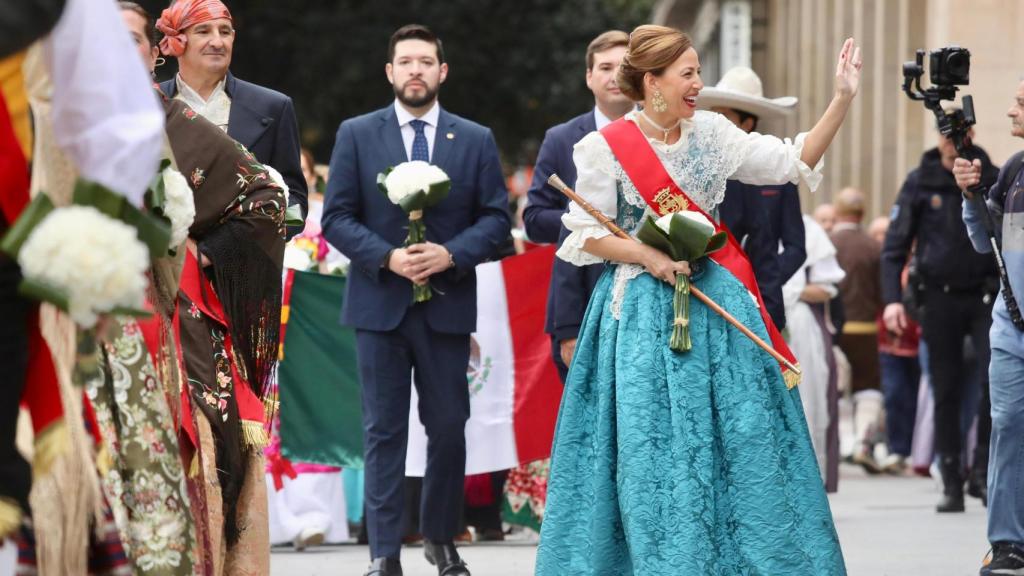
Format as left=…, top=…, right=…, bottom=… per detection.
left=535, top=25, right=860, bottom=575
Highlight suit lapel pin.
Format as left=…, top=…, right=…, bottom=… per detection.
left=446, top=132, right=455, bottom=140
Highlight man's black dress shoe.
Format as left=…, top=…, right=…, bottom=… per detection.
left=364, top=557, right=403, bottom=576
left=423, top=540, right=470, bottom=576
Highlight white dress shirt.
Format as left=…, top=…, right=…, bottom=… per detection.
left=175, top=74, right=231, bottom=132
left=43, top=0, right=164, bottom=208
left=394, top=99, right=439, bottom=162
left=594, top=106, right=613, bottom=131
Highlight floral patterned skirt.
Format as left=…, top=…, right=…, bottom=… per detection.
left=536, top=264, right=846, bottom=575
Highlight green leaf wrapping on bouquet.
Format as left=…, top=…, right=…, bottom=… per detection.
left=0, top=193, right=55, bottom=258
left=16, top=277, right=151, bottom=320
left=425, top=179, right=451, bottom=208
left=73, top=179, right=171, bottom=259
left=284, top=203, right=305, bottom=227
left=145, top=159, right=173, bottom=214
left=17, top=277, right=70, bottom=310
left=636, top=212, right=727, bottom=353
left=375, top=167, right=394, bottom=196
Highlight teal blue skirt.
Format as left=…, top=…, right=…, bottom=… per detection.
left=536, top=262, right=846, bottom=575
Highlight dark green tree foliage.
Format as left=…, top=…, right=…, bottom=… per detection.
left=140, top=0, right=655, bottom=164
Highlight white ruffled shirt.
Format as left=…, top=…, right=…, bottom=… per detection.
left=557, top=110, right=824, bottom=268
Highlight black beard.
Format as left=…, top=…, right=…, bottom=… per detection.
left=394, top=82, right=438, bottom=108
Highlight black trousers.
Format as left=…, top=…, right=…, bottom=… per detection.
left=356, top=305, right=471, bottom=559
left=920, top=287, right=993, bottom=458
left=0, top=256, right=31, bottom=514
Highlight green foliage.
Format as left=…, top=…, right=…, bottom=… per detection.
left=143, top=0, right=657, bottom=165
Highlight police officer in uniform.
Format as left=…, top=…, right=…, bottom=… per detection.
left=882, top=121, right=999, bottom=513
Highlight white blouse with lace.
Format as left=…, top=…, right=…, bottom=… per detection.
left=557, top=110, right=825, bottom=318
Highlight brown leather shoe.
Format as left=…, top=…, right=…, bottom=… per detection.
left=424, top=540, right=470, bottom=576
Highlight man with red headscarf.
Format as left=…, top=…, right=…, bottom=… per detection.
left=156, top=0, right=307, bottom=237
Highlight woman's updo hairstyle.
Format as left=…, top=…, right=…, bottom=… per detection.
left=617, top=25, right=693, bottom=102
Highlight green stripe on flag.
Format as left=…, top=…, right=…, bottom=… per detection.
left=279, top=270, right=364, bottom=468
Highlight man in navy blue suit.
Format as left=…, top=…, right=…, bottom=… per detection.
left=699, top=67, right=807, bottom=330
left=321, top=25, right=510, bottom=576
left=155, top=0, right=307, bottom=235
left=523, top=30, right=633, bottom=381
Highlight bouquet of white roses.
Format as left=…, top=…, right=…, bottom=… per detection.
left=637, top=211, right=727, bottom=352
left=377, top=160, right=451, bottom=303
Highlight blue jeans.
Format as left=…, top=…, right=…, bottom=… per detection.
left=880, top=353, right=920, bottom=457
left=988, top=347, right=1024, bottom=545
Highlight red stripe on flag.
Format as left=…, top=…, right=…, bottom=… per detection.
left=503, top=246, right=562, bottom=463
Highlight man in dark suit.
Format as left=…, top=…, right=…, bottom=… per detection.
left=155, top=0, right=306, bottom=233
left=699, top=66, right=807, bottom=330
left=523, top=30, right=633, bottom=381
left=322, top=25, right=510, bottom=576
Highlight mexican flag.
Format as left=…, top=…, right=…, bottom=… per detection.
left=278, top=246, right=563, bottom=474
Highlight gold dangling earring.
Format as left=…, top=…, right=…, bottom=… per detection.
left=652, top=89, right=668, bottom=113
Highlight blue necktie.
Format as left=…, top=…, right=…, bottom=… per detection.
left=410, top=119, right=429, bottom=162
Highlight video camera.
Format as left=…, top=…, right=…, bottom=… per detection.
left=902, top=46, right=1024, bottom=331
left=902, top=47, right=974, bottom=145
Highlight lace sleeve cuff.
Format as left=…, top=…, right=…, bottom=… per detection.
left=556, top=225, right=610, bottom=266
left=791, top=132, right=825, bottom=192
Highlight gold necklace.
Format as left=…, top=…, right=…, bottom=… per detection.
left=638, top=110, right=681, bottom=143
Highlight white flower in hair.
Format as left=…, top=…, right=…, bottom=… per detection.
left=162, top=166, right=195, bottom=248
left=18, top=206, right=149, bottom=328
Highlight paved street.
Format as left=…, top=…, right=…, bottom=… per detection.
left=271, top=466, right=989, bottom=576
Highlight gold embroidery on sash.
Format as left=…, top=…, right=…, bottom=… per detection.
left=654, top=187, right=689, bottom=214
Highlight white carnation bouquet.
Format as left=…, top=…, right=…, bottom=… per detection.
left=1, top=179, right=169, bottom=328
left=636, top=210, right=727, bottom=352
left=376, top=160, right=451, bottom=302
left=157, top=166, right=195, bottom=249
left=18, top=206, right=149, bottom=327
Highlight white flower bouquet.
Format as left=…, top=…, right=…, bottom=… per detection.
left=2, top=179, right=172, bottom=328
left=376, top=160, right=451, bottom=302
left=636, top=210, right=727, bottom=352
left=146, top=163, right=195, bottom=250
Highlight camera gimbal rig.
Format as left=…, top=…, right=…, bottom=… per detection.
left=902, top=47, right=1024, bottom=330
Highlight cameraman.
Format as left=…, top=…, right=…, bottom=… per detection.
left=954, top=80, right=1024, bottom=576
left=882, top=115, right=999, bottom=513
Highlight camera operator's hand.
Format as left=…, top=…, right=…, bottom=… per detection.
left=883, top=302, right=908, bottom=336
left=953, top=157, right=983, bottom=198
left=834, top=38, right=863, bottom=101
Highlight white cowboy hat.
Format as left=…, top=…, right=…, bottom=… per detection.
left=697, top=66, right=797, bottom=119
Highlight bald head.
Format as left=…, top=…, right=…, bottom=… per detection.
left=835, top=187, right=866, bottom=223
left=868, top=216, right=889, bottom=244
left=813, top=203, right=836, bottom=233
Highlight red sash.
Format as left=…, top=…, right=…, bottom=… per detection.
left=600, top=119, right=800, bottom=386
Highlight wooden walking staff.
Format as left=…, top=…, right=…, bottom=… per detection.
left=548, top=174, right=801, bottom=375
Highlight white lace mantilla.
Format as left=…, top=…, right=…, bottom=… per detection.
left=557, top=110, right=824, bottom=319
